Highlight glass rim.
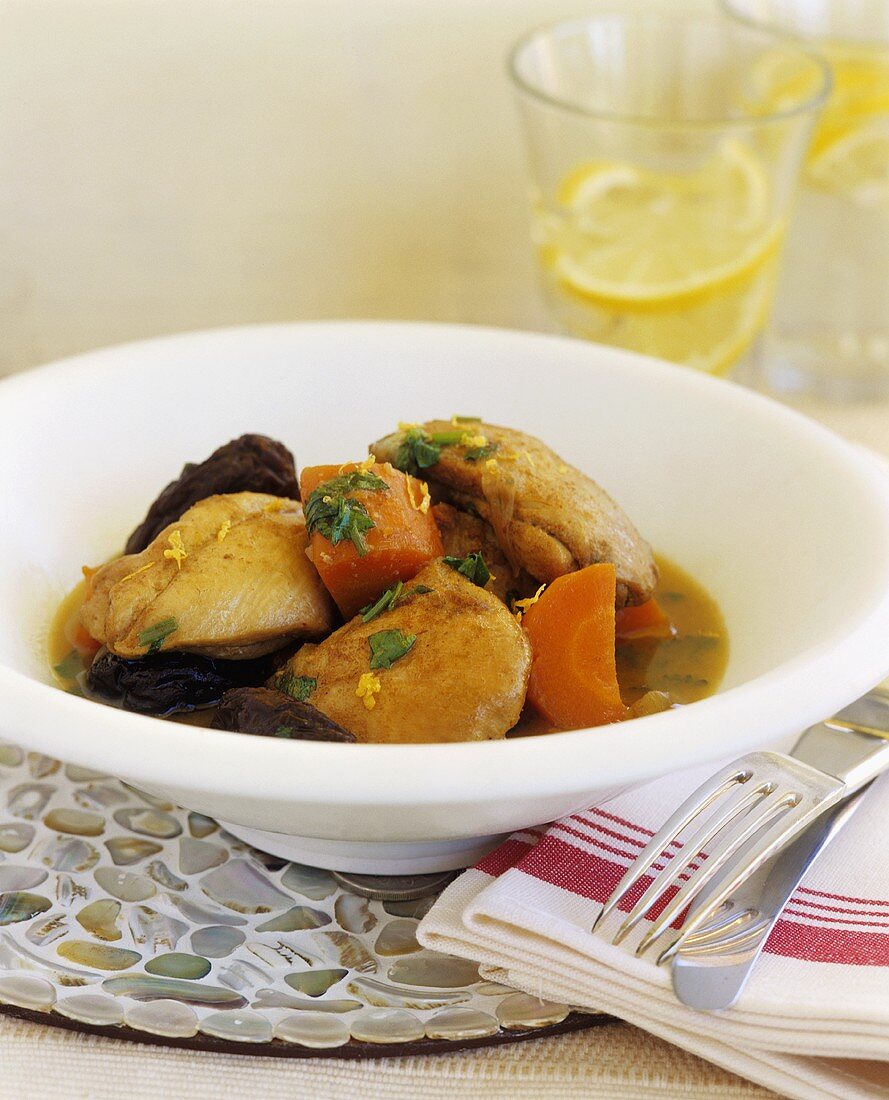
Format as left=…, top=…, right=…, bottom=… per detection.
left=507, top=8, right=832, bottom=131
left=721, top=0, right=889, bottom=54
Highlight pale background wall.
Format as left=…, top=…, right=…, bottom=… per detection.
left=0, top=0, right=603, bottom=376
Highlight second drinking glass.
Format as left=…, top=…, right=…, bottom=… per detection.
left=509, top=3, right=830, bottom=377
left=726, top=0, right=889, bottom=400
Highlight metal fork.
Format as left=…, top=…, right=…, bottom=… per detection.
left=592, top=689, right=889, bottom=964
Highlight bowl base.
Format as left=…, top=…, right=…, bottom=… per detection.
left=219, top=822, right=505, bottom=873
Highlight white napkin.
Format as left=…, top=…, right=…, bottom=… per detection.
left=419, top=759, right=889, bottom=1100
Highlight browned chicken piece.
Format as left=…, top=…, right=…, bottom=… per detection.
left=431, top=502, right=535, bottom=606
left=278, top=559, right=531, bottom=743
left=80, top=493, right=335, bottom=659
left=372, top=420, right=657, bottom=607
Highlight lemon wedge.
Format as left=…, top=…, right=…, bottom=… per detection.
left=541, top=140, right=781, bottom=311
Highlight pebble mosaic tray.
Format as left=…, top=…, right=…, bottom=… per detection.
left=0, top=739, right=608, bottom=1057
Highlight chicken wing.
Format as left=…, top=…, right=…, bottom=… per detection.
left=372, top=420, right=657, bottom=607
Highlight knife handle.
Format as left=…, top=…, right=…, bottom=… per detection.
left=793, top=691, right=889, bottom=790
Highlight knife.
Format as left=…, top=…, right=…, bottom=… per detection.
left=672, top=690, right=889, bottom=1011
left=671, top=783, right=869, bottom=1011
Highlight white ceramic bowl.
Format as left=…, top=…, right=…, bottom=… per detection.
left=3, top=322, right=889, bottom=873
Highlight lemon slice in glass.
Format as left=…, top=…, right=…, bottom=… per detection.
left=547, top=258, right=775, bottom=376
left=748, top=48, right=889, bottom=158
left=744, top=49, right=827, bottom=118
left=545, top=140, right=782, bottom=310
left=812, top=53, right=889, bottom=155
left=807, top=123, right=889, bottom=206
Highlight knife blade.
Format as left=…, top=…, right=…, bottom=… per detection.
left=671, top=784, right=869, bottom=1011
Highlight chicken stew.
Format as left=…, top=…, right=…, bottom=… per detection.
left=49, top=422, right=727, bottom=744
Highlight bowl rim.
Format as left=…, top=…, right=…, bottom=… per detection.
left=4, top=320, right=889, bottom=807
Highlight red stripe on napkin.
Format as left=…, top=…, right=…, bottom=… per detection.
left=583, top=806, right=657, bottom=838
left=556, top=818, right=703, bottom=876
left=796, top=886, right=889, bottom=908
left=787, top=898, right=889, bottom=922
left=765, top=919, right=889, bottom=966
left=476, top=835, right=538, bottom=877
left=473, top=811, right=889, bottom=967
left=514, top=831, right=687, bottom=924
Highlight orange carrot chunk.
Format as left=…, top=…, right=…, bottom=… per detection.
left=522, top=562, right=628, bottom=729
left=615, top=598, right=673, bottom=642
left=71, top=622, right=102, bottom=657
left=300, top=461, right=443, bottom=620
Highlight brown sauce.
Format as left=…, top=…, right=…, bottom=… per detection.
left=617, top=556, right=728, bottom=705
left=48, top=554, right=728, bottom=735
left=511, top=555, right=728, bottom=736
left=48, top=578, right=93, bottom=692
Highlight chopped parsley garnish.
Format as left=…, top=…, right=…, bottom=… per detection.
left=274, top=725, right=295, bottom=738
left=443, top=552, right=492, bottom=588
left=360, top=581, right=435, bottom=623
left=53, top=650, right=85, bottom=681
left=368, top=629, right=416, bottom=670
left=429, top=429, right=465, bottom=445
left=304, top=470, right=388, bottom=557
left=395, top=422, right=493, bottom=474
left=274, top=672, right=317, bottom=702
left=137, top=617, right=179, bottom=654
left=360, top=581, right=404, bottom=623
left=395, top=427, right=443, bottom=474
left=464, top=442, right=499, bottom=463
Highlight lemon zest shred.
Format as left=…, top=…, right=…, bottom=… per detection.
left=407, top=478, right=431, bottom=514
left=485, top=458, right=498, bottom=471
left=119, top=561, right=157, bottom=584
left=513, top=583, right=547, bottom=623
left=263, top=499, right=286, bottom=514
left=460, top=432, right=488, bottom=449
left=163, top=530, right=188, bottom=571
left=398, top=421, right=421, bottom=433
left=216, top=519, right=232, bottom=542
left=558, top=463, right=569, bottom=474
left=523, top=449, right=536, bottom=468
left=338, top=453, right=377, bottom=476
left=356, top=671, right=382, bottom=711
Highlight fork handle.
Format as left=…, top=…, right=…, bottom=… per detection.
left=793, top=690, right=889, bottom=790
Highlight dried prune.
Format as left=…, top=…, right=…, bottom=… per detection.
left=84, top=648, right=275, bottom=717
left=211, top=687, right=355, bottom=742
left=125, top=434, right=299, bottom=554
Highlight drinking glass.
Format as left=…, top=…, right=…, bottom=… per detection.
left=725, top=0, right=889, bottom=399
left=508, top=3, right=829, bottom=378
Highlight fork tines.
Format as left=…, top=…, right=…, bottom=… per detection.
left=591, top=751, right=845, bottom=963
